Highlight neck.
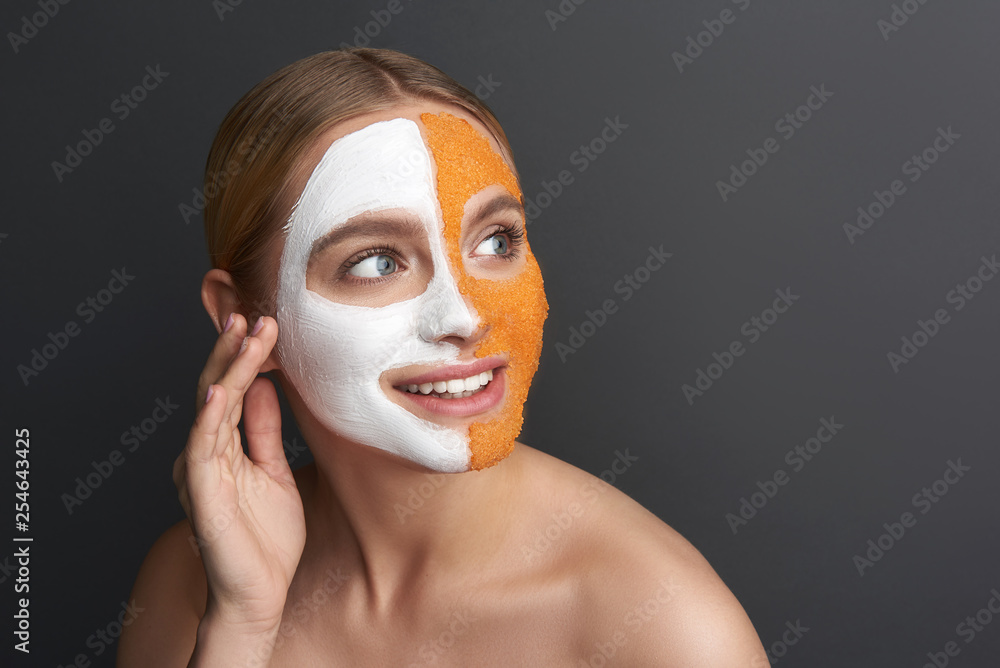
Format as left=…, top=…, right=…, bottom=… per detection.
left=290, top=401, right=524, bottom=609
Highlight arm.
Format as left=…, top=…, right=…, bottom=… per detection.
left=119, top=313, right=306, bottom=667
left=186, top=611, right=282, bottom=668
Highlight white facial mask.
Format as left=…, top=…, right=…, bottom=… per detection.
left=275, top=117, right=481, bottom=472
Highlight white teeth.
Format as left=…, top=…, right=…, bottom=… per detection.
left=399, top=369, right=496, bottom=398
left=434, top=389, right=477, bottom=399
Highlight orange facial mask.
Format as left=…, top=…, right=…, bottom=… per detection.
left=421, top=112, right=548, bottom=469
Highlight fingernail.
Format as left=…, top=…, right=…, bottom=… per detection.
left=250, top=316, right=264, bottom=337
left=205, top=386, right=215, bottom=404
left=223, top=313, right=235, bottom=333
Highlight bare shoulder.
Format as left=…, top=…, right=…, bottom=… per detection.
left=118, top=464, right=316, bottom=667
left=117, top=518, right=207, bottom=668
left=515, top=444, right=768, bottom=667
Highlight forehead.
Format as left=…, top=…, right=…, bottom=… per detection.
left=291, top=102, right=512, bottom=194
left=284, top=116, right=437, bottom=249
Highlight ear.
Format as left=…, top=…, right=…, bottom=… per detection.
left=201, top=268, right=281, bottom=373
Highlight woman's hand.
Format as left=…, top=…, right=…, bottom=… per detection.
left=173, top=314, right=306, bottom=638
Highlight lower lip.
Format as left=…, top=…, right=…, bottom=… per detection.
left=394, top=367, right=506, bottom=418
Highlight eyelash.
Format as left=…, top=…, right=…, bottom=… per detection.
left=341, top=245, right=404, bottom=286
left=481, top=222, right=525, bottom=262
left=339, top=223, right=526, bottom=285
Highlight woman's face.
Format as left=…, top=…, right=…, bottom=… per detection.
left=274, top=103, right=548, bottom=472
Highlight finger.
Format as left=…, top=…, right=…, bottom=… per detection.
left=182, top=384, right=231, bottom=505
left=216, top=316, right=279, bottom=430
left=242, top=376, right=293, bottom=485
left=196, top=312, right=249, bottom=406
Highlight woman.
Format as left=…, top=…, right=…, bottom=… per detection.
left=118, top=48, right=767, bottom=667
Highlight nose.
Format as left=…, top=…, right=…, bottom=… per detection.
left=416, top=270, right=481, bottom=343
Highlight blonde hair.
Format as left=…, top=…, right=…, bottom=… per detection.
left=202, top=48, right=518, bottom=319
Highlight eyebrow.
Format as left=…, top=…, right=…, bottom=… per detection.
left=309, top=216, right=427, bottom=261
left=468, top=192, right=524, bottom=226
left=307, top=193, right=524, bottom=261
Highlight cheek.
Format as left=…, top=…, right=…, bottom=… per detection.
left=281, top=289, right=417, bottom=385
left=462, top=254, right=548, bottom=469
left=465, top=257, right=548, bottom=366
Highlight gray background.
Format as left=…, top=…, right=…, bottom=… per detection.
left=3, top=0, right=999, bottom=665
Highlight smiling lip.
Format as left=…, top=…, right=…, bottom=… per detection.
left=393, top=356, right=505, bottom=387
left=393, top=366, right=506, bottom=418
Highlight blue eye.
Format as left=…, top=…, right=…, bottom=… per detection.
left=347, top=253, right=397, bottom=278
left=476, top=234, right=509, bottom=256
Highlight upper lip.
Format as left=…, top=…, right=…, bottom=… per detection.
left=393, top=356, right=505, bottom=387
